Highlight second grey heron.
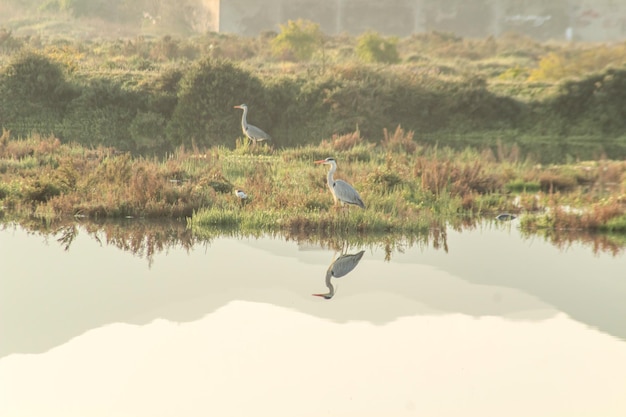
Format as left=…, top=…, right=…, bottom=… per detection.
left=234, top=104, right=271, bottom=145
left=315, top=157, right=365, bottom=209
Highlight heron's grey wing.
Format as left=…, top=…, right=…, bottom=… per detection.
left=333, top=180, right=365, bottom=208
left=330, top=250, right=365, bottom=278
left=246, top=124, right=271, bottom=141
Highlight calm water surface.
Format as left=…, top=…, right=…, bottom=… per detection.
left=1, top=221, right=625, bottom=417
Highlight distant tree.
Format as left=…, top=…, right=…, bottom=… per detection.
left=0, top=50, right=73, bottom=114
left=0, top=50, right=77, bottom=138
left=39, top=0, right=142, bottom=24
left=356, top=31, right=400, bottom=64
left=166, top=58, right=266, bottom=147
left=271, top=19, right=323, bottom=61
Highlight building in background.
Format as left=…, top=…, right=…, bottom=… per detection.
left=206, top=0, right=626, bottom=42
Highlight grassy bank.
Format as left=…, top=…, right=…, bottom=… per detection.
left=1, top=128, right=624, bottom=237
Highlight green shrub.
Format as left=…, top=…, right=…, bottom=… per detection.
left=505, top=179, right=540, bottom=193
left=59, top=77, right=140, bottom=148
left=546, top=67, right=626, bottom=135
left=25, top=177, right=63, bottom=202
left=0, top=182, right=9, bottom=199
left=529, top=45, right=626, bottom=81
left=166, top=58, right=266, bottom=148
left=129, top=111, right=168, bottom=154
left=356, top=31, right=400, bottom=64
left=146, top=67, right=183, bottom=120
left=0, top=50, right=76, bottom=126
left=271, top=19, right=323, bottom=61
left=262, top=75, right=340, bottom=146
left=600, top=214, right=626, bottom=232
left=367, top=166, right=403, bottom=192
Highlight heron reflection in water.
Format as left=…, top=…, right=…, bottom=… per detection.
left=313, top=250, right=365, bottom=299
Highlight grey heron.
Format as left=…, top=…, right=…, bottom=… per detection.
left=313, top=250, right=366, bottom=299
left=233, top=104, right=271, bottom=145
left=315, top=157, right=365, bottom=209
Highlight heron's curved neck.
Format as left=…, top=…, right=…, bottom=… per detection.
left=323, top=271, right=335, bottom=298
left=327, top=281, right=335, bottom=298
left=326, top=162, right=337, bottom=187
left=240, top=106, right=248, bottom=129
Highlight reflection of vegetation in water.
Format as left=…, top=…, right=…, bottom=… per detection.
left=519, top=227, right=626, bottom=257
left=3, top=219, right=195, bottom=266
left=55, top=223, right=80, bottom=251
left=3, top=218, right=450, bottom=263
left=3, top=216, right=624, bottom=262
left=187, top=220, right=436, bottom=262
left=88, top=220, right=196, bottom=264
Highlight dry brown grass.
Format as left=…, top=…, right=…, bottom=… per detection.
left=415, top=157, right=501, bottom=197
left=495, top=138, right=521, bottom=163
left=569, top=201, right=624, bottom=230
left=0, top=131, right=62, bottom=159
left=324, top=129, right=364, bottom=151
left=538, top=169, right=579, bottom=192
left=523, top=199, right=625, bottom=232
left=381, top=125, right=417, bottom=154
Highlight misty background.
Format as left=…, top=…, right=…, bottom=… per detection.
left=1, top=0, right=625, bottom=42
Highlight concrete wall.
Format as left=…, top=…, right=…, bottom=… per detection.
left=209, top=0, right=626, bottom=42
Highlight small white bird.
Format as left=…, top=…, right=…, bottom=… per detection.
left=234, top=189, right=247, bottom=200
left=315, top=157, right=365, bottom=209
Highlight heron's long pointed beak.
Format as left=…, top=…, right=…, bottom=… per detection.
left=233, top=105, right=241, bottom=109
left=314, top=160, right=325, bottom=164
left=312, top=293, right=327, bottom=298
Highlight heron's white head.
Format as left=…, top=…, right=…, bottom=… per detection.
left=234, top=189, right=247, bottom=199
left=314, top=157, right=336, bottom=166
left=233, top=104, right=247, bottom=110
